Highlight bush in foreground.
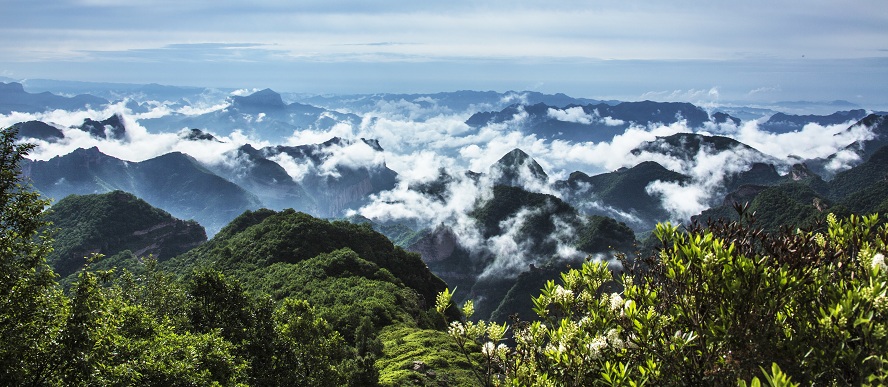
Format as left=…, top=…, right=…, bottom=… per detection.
left=438, top=211, right=888, bottom=386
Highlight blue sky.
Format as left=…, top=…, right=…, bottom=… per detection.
left=2, top=0, right=887, bottom=107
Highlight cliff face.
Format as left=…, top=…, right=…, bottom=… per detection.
left=407, top=226, right=458, bottom=263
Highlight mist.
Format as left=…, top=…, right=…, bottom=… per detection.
left=2, top=92, right=881, bottom=280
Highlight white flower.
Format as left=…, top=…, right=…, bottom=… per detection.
left=609, top=293, right=624, bottom=312
left=553, top=285, right=574, bottom=304
left=481, top=341, right=496, bottom=357
left=873, top=253, right=886, bottom=271
left=875, top=295, right=888, bottom=313
left=587, top=335, right=607, bottom=359
left=703, top=252, right=716, bottom=266
left=448, top=321, right=465, bottom=336
left=606, top=328, right=624, bottom=350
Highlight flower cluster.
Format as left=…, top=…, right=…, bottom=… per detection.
left=873, top=253, right=886, bottom=272
left=552, top=285, right=574, bottom=305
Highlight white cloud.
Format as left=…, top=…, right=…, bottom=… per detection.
left=547, top=107, right=625, bottom=127
left=547, top=106, right=595, bottom=124
left=726, top=119, right=871, bottom=161
left=268, top=152, right=313, bottom=181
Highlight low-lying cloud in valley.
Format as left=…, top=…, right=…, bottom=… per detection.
left=2, top=91, right=881, bottom=281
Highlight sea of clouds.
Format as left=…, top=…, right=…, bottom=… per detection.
left=1, top=90, right=877, bottom=278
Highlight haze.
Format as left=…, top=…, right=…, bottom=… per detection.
left=2, top=0, right=887, bottom=108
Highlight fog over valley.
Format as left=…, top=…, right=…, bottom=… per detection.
left=4, top=81, right=887, bottom=311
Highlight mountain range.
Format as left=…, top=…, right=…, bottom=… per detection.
left=0, top=82, right=107, bottom=114
left=7, top=81, right=888, bottom=321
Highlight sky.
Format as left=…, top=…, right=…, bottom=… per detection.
left=2, top=0, right=888, bottom=107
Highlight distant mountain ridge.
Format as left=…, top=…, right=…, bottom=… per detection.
left=140, top=88, right=361, bottom=142
left=292, top=90, right=608, bottom=116
left=466, top=100, right=738, bottom=143
left=23, top=147, right=262, bottom=235
left=0, top=81, right=108, bottom=114
left=760, top=109, right=869, bottom=133
left=22, top=133, right=400, bottom=233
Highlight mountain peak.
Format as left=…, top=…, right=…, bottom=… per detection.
left=491, top=148, right=548, bottom=187
left=230, top=88, right=286, bottom=110
left=0, top=82, right=25, bottom=93
left=179, top=128, right=220, bottom=142
left=790, top=163, right=815, bottom=181
left=13, top=120, right=64, bottom=141
left=78, top=113, right=126, bottom=140
left=496, top=149, right=535, bottom=166
left=71, top=146, right=104, bottom=155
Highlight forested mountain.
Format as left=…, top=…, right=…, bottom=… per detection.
left=260, top=137, right=399, bottom=217
left=558, top=161, right=688, bottom=230
left=45, top=190, right=206, bottom=281
left=401, top=183, right=636, bottom=322
left=11, top=121, right=65, bottom=141
left=158, top=209, right=476, bottom=385
left=694, top=143, right=888, bottom=232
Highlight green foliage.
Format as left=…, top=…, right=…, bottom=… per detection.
left=165, top=209, right=447, bottom=306
left=273, top=298, right=348, bottom=386
left=45, top=190, right=206, bottom=278
left=57, top=260, right=249, bottom=386
left=438, top=212, right=888, bottom=386
left=0, top=126, right=67, bottom=385
left=376, top=325, right=479, bottom=387
left=738, top=363, right=800, bottom=387
left=243, top=248, right=432, bottom=339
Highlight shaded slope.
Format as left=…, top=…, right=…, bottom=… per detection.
left=45, top=190, right=206, bottom=278
left=561, top=161, right=688, bottom=230
left=23, top=147, right=261, bottom=234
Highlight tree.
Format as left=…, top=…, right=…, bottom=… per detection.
left=0, top=126, right=67, bottom=385
left=59, top=260, right=248, bottom=385
left=273, top=298, right=348, bottom=386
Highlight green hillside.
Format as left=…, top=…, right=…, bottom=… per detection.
left=160, top=209, right=477, bottom=385
left=45, top=190, right=206, bottom=280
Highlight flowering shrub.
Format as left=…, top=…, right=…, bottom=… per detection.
left=437, top=212, right=888, bottom=386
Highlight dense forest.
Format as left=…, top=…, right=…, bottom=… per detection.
left=2, top=119, right=887, bottom=386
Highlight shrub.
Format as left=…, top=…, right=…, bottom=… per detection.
left=438, top=212, right=888, bottom=386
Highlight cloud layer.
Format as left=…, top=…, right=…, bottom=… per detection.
left=3, top=92, right=880, bottom=281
